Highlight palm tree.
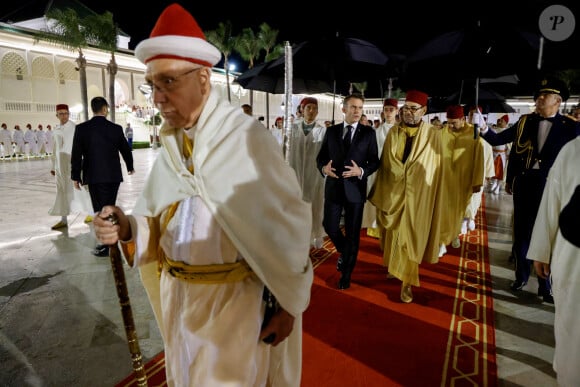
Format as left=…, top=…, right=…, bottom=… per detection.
left=84, top=12, right=120, bottom=122
left=265, top=44, right=285, bottom=62
left=206, top=21, right=236, bottom=102
left=36, top=8, right=91, bottom=120
left=236, top=27, right=265, bottom=108
left=352, top=82, right=368, bottom=96
left=257, top=23, right=278, bottom=61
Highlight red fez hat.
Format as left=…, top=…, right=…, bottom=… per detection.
left=499, top=114, right=509, bottom=123
left=469, top=105, right=483, bottom=113
left=26, top=124, right=31, bottom=129
left=1, top=123, right=6, bottom=128
left=38, top=124, right=42, bottom=129
left=56, top=104, right=68, bottom=111
left=446, top=105, right=465, bottom=119
left=405, top=90, right=428, bottom=106
left=275, top=116, right=283, bottom=123
left=300, top=97, right=318, bottom=108
left=135, top=3, right=221, bottom=66
left=383, top=98, right=398, bottom=108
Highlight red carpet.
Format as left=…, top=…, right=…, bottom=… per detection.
left=117, top=206, right=497, bottom=387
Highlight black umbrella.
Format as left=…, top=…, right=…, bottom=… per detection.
left=268, top=36, right=390, bottom=120
left=401, top=22, right=541, bottom=97
left=430, top=87, right=516, bottom=114
left=403, top=22, right=539, bottom=137
left=270, top=36, right=389, bottom=83
left=235, top=61, right=332, bottom=95
left=235, top=61, right=332, bottom=128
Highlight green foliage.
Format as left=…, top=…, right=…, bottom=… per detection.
left=258, top=23, right=278, bottom=60
left=352, top=82, right=368, bottom=96
left=36, top=8, right=87, bottom=52
left=206, top=21, right=235, bottom=57
left=144, top=113, right=163, bottom=126
left=84, top=11, right=118, bottom=53
left=236, top=28, right=264, bottom=69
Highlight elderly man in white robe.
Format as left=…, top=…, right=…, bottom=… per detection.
left=288, top=97, right=327, bottom=249
left=528, top=136, right=580, bottom=387
left=93, top=4, right=313, bottom=387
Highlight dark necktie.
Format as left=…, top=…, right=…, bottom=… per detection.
left=343, top=125, right=353, bottom=149
left=540, top=116, right=555, bottom=123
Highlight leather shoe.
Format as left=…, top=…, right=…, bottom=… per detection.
left=510, top=280, right=526, bottom=291
left=92, top=246, right=109, bottom=257
left=336, top=255, right=344, bottom=272
left=338, top=272, right=351, bottom=290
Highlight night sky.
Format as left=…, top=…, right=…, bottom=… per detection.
left=1, top=0, right=578, bottom=96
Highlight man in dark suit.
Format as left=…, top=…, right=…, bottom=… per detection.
left=477, top=76, right=580, bottom=303
left=316, top=93, right=379, bottom=289
left=71, top=96, right=135, bottom=256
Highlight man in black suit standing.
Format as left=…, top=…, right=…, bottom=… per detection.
left=71, top=96, right=134, bottom=256
left=316, top=93, right=379, bottom=289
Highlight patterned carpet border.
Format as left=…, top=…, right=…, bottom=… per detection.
left=117, top=209, right=497, bottom=386
left=441, top=204, right=497, bottom=386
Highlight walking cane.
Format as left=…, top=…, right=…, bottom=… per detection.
left=108, top=215, right=148, bottom=386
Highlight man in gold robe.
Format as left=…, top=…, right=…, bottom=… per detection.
left=439, top=105, right=485, bottom=253
left=369, top=90, right=443, bottom=303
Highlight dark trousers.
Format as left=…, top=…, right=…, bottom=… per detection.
left=323, top=198, right=364, bottom=275
left=512, top=172, right=551, bottom=296
left=88, top=182, right=121, bottom=213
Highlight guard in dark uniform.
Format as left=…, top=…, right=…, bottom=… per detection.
left=478, top=76, right=580, bottom=303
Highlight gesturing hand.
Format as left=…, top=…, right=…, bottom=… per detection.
left=342, top=160, right=361, bottom=178
left=323, top=160, right=338, bottom=178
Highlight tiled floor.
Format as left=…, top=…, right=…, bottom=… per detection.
left=0, top=148, right=557, bottom=386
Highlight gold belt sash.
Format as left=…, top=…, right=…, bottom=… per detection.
left=160, top=249, right=255, bottom=284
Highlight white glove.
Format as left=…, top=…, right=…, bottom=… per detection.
left=470, top=111, right=487, bottom=130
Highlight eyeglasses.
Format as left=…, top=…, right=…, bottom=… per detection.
left=401, top=105, right=424, bottom=113
left=139, top=67, right=201, bottom=95
left=57, top=112, right=69, bottom=115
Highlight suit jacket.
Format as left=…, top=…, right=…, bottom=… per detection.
left=71, top=116, right=134, bottom=184
left=316, top=123, right=379, bottom=203
left=481, top=112, right=580, bottom=186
